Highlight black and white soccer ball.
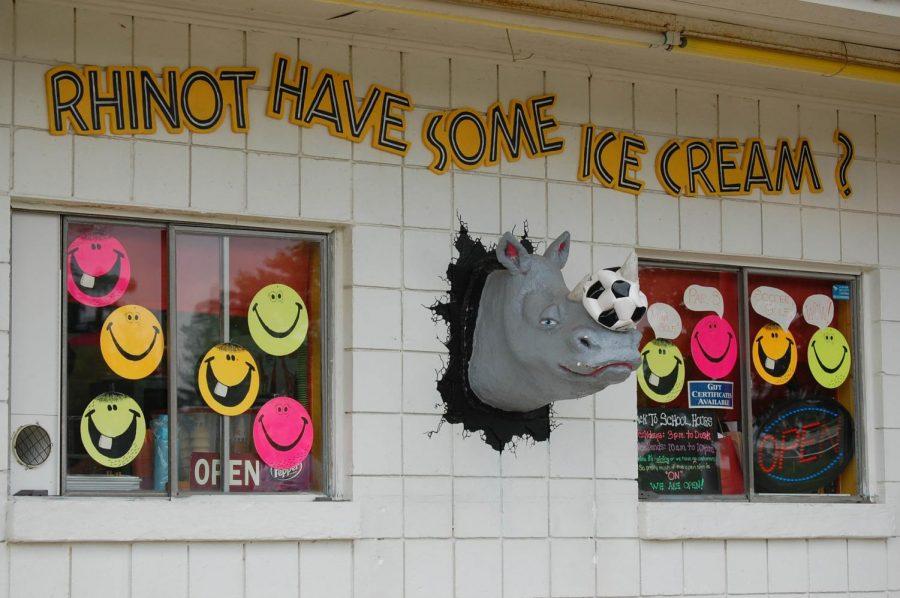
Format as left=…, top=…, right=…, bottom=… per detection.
left=581, top=268, right=648, bottom=331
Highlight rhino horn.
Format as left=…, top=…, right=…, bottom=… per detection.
left=567, top=274, right=590, bottom=302
left=620, top=251, right=639, bottom=282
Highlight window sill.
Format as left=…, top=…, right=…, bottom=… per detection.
left=639, top=501, right=896, bottom=540
left=6, top=495, right=361, bottom=543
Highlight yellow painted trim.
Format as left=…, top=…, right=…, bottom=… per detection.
left=676, top=38, right=900, bottom=86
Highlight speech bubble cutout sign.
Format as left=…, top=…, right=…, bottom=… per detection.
left=647, top=302, right=682, bottom=340
left=252, top=396, right=314, bottom=469
left=802, top=294, right=834, bottom=329
left=804, top=294, right=851, bottom=388
left=684, top=286, right=737, bottom=379
left=639, top=304, right=686, bottom=402
left=750, top=286, right=797, bottom=330
left=684, top=285, right=724, bottom=318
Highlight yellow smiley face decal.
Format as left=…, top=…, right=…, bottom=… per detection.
left=808, top=326, right=852, bottom=388
left=197, top=343, right=260, bottom=416
left=752, top=323, right=798, bottom=385
left=247, top=283, right=308, bottom=356
left=99, top=305, right=165, bottom=380
left=637, top=339, right=685, bottom=403
left=79, top=392, right=146, bottom=468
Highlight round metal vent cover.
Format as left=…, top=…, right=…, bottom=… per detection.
left=13, top=424, right=52, bottom=468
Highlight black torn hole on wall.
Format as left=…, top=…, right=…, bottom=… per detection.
left=430, top=221, right=550, bottom=452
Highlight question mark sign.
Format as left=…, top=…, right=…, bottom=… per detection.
left=834, top=129, right=854, bottom=199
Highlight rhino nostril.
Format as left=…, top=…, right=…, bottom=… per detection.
left=579, top=336, right=592, bottom=348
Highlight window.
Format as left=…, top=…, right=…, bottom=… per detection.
left=63, top=217, right=329, bottom=495
left=637, top=262, right=861, bottom=500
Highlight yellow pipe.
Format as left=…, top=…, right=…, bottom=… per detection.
left=313, top=0, right=661, bottom=49
left=315, top=0, right=900, bottom=86
left=675, top=37, right=900, bottom=86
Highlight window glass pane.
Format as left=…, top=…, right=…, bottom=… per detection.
left=636, top=265, right=745, bottom=496
left=175, top=232, right=223, bottom=492
left=65, top=220, right=328, bottom=496
left=174, top=230, right=325, bottom=493
left=65, top=221, right=168, bottom=493
left=748, top=273, right=857, bottom=495
left=227, top=235, right=324, bottom=493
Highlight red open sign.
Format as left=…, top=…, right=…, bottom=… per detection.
left=754, top=398, right=853, bottom=493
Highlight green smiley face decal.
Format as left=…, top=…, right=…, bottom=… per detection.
left=248, top=283, right=309, bottom=356
left=79, top=392, right=146, bottom=468
left=808, top=326, right=851, bottom=389
left=637, top=339, right=685, bottom=403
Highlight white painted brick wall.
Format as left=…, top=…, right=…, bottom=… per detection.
left=1, top=2, right=899, bottom=597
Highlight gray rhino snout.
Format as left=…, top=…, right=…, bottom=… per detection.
left=569, top=326, right=641, bottom=365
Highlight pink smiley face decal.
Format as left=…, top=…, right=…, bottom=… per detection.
left=252, top=396, right=313, bottom=470
left=66, top=234, right=131, bottom=307
left=690, top=314, right=738, bottom=379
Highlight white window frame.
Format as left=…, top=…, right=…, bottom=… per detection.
left=637, top=258, right=868, bottom=503
left=10, top=208, right=350, bottom=505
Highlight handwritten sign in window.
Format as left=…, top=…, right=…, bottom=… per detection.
left=638, top=408, right=720, bottom=495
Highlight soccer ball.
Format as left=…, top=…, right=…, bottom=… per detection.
left=581, top=268, right=648, bottom=331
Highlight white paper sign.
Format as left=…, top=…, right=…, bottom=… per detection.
left=684, top=285, right=724, bottom=317
left=750, top=286, right=796, bottom=330
left=647, top=303, right=682, bottom=340
left=802, top=294, right=834, bottom=329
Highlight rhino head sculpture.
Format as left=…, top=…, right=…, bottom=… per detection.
left=432, top=224, right=645, bottom=451
left=469, top=231, right=642, bottom=412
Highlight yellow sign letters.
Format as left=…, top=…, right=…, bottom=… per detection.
left=46, top=65, right=257, bottom=135
left=265, top=53, right=413, bottom=157
left=653, top=137, right=823, bottom=197
left=43, top=57, right=853, bottom=199
left=578, top=126, right=648, bottom=195
left=833, top=129, right=854, bottom=199
left=421, top=96, right=565, bottom=174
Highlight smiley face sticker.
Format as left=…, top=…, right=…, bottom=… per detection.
left=684, top=285, right=738, bottom=379
left=691, top=315, right=738, bottom=379
left=803, top=294, right=851, bottom=388
left=66, top=234, right=131, bottom=307
left=638, top=303, right=685, bottom=403
left=197, top=343, right=260, bottom=416
left=752, top=323, right=798, bottom=385
left=80, top=392, right=146, bottom=468
left=248, top=284, right=308, bottom=356
left=252, top=396, right=314, bottom=469
left=750, top=286, right=798, bottom=385
left=100, top=305, right=165, bottom=380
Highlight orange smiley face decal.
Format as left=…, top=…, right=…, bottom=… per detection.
left=196, top=343, right=260, bottom=416
left=751, top=323, right=797, bottom=385
left=99, top=305, right=165, bottom=380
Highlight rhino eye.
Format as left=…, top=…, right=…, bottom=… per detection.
left=539, top=318, right=558, bottom=329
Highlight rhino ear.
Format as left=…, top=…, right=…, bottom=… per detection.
left=544, top=231, right=570, bottom=270
left=496, top=232, right=531, bottom=274
left=620, top=251, right=639, bottom=281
